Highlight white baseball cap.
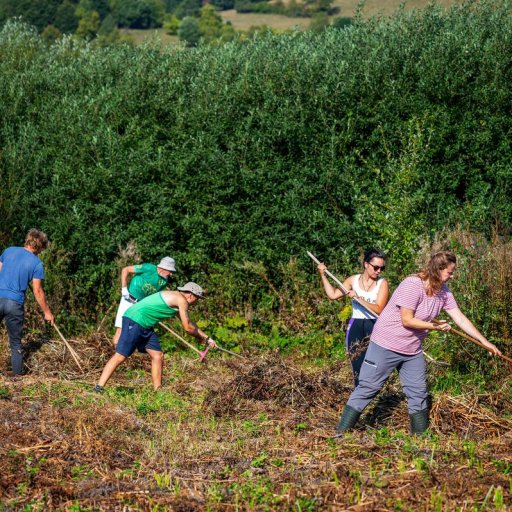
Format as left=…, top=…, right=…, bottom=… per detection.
left=158, top=257, right=176, bottom=272
left=178, top=282, right=204, bottom=298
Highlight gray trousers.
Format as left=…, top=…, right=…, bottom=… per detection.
left=0, top=298, right=25, bottom=375
left=346, top=341, right=427, bottom=414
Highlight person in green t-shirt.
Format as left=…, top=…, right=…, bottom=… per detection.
left=113, top=257, right=176, bottom=347
left=95, top=282, right=217, bottom=392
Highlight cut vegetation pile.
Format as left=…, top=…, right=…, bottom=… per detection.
left=207, top=354, right=350, bottom=414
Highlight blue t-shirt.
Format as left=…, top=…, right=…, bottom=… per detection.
left=0, top=247, right=45, bottom=304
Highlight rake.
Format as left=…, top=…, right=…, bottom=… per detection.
left=433, top=320, right=512, bottom=366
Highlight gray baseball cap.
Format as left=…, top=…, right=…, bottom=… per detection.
left=157, top=256, right=176, bottom=272
left=178, top=282, right=204, bottom=298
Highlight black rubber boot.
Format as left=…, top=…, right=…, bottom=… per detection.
left=409, top=408, right=429, bottom=435
left=336, top=405, right=361, bottom=434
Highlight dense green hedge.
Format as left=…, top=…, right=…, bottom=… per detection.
left=0, top=1, right=511, bottom=322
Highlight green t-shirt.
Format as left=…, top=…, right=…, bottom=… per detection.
left=125, top=292, right=178, bottom=328
left=127, top=263, right=168, bottom=301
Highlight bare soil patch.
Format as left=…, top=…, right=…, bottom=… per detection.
left=0, top=332, right=511, bottom=510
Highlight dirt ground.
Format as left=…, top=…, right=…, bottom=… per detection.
left=0, top=331, right=511, bottom=510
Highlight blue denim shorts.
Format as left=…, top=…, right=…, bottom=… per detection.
left=116, top=317, right=162, bottom=357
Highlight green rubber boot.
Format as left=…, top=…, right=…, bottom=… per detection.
left=409, top=409, right=429, bottom=435
left=336, top=405, right=361, bottom=434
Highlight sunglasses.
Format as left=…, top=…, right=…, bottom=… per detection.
left=368, top=263, right=385, bottom=272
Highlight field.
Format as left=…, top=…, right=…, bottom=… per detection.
left=120, top=0, right=462, bottom=43
left=119, top=28, right=179, bottom=46
left=220, top=0, right=457, bottom=30
left=1, top=328, right=511, bottom=510
left=221, top=0, right=462, bottom=31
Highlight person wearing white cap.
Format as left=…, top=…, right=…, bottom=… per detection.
left=112, top=257, right=176, bottom=347
left=95, top=282, right=216, bottom=392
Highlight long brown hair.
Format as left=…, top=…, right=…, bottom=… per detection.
left=417, top=251, right=456, bottom=296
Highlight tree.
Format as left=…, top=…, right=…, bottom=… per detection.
left=174, top=0, right=201, bottom=19
left=0, top=0, right=62, bottom=32
left=41, top=24, right=62, bottom=43
left=309, top=12, right=329, bottom=32
left=55, top=0, right=79, bottom=33
left=209, top=0, right=235, bottom=11
left=198, top=4, right=223, bottom=43
left=331, top=16, right=352, bottom=29
left=109, top=0, right=165, bottom=28
left=163, top=13, right=180, bottom=34
left=178, top=15, right=201, bottom=46
left=75, top=9, right=100, bottom=38
left=97, top=12, right=117, bottom=35
left=220, top=21, right=236, bottom=42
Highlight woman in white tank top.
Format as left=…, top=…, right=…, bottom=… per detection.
left=317, top=249, right=389, bottom=386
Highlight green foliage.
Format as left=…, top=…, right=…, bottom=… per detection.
left=309, top=11, right=329, bottom=32
left=210, top=0, right=235, bottom=11
left=41, top=24, right=62, bottom=43
left=0, top=1, right=511, bottom=363
left=235, top=0, right=335, bottom=17
left=54, top=0, right=79, bottom=33
left=109, top=0, right=165, bottom=28
left=0, top=0, right=63, bottom=31
left=178, top=15, right=200, bottom=45
left=75, top=9, right=100, bottom=39
left=163, top=13, right=180, bottom=34
left=331, top=16, right=352, bottom=29
left=173, top=0, right=201, bottom=19
left=198, top=5, right=223, bottom=42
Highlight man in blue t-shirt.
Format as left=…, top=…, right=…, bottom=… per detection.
left=0, top=229, right=54, bottom=375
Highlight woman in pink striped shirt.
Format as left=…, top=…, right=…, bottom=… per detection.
left=335, top=251, right=502, bottom=435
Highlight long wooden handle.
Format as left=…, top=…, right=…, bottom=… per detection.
left=158, top=322, right=202, bottom=355
left=433, top=320, right=512, bottom=365
left=159, top=322, right=245, bottom=360
left=216, top=345, right=245, bottom=359
left=53, top=323, right=84, bottom=372
left=307, top=251, right=378, bottom=319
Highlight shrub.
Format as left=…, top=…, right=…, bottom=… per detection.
left=0, top=1, right=511, bottom=337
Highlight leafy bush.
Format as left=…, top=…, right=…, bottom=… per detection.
left=0, top=1, right=511, bottom=348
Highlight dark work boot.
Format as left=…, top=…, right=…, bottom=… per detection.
left=409, top=409, right=429, bottom=435
left=336, top=405, right=361, bottom=435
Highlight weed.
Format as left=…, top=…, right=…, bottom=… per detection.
left=242, top=419, right=260, bottom=435
left=294, top=422, right=308, bottom=433
left=480, top=485, right=495, bottom=511
left=66, top=503, right=93, bottom=512
left=493, top=486, right=505, bottom=511
left=0, top=385, right=10, bottom=399
left=153, top=471, right=172, bottom=490
left=230, top=474, right=280, bottom=508
left=412, top=457, right=429, bottom=476
left=71, top=465, right=94, bottom=480
left=206, top=482, right=224, bottom=506
left=493, top=459, right=512, bottom=476
left=251, top=452, right=268, bottom=468
left=430, top=489, right=444, bottom=512
left=295, top=497, right=318, bottom=511
left=463, top=440, right=478, bottom=468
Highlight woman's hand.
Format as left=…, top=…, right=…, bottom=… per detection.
left=317, top=263, right=326, bottom=276
left=432, top=320, right=451, bottom=331
left=483, top=340, right=502, bottom=356
left=347, top=290, right=357, bottom=298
